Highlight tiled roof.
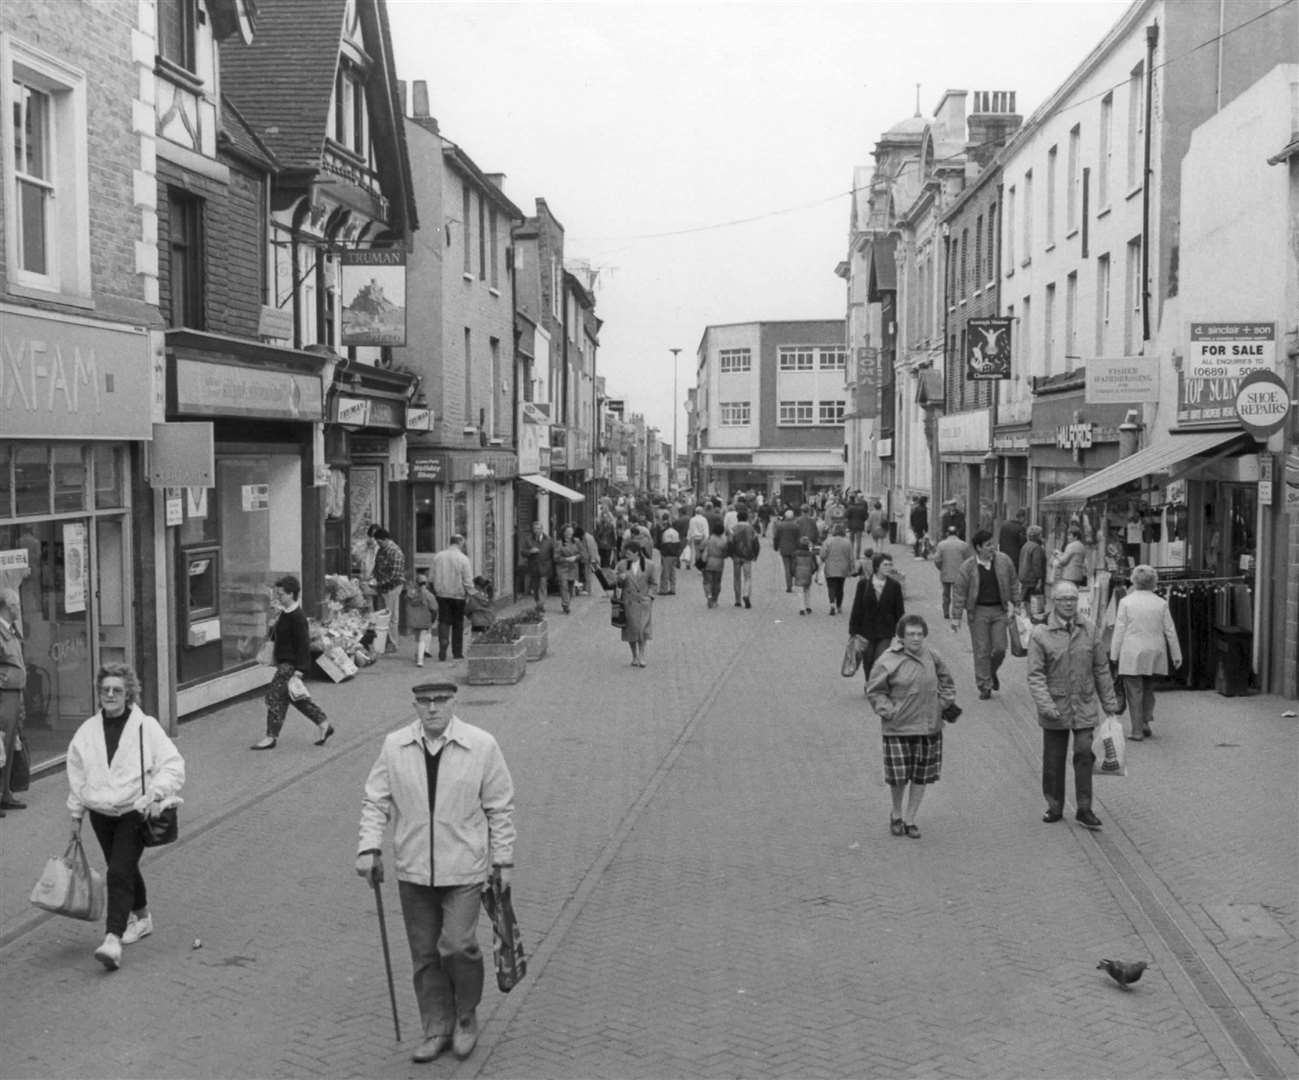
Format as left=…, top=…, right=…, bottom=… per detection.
left=219, top=0, right=347, bottom=170
left=219, top=95, right=279, bottom=171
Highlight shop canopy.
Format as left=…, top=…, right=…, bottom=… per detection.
left=1040, top=429, right=1245, bottom=505
left=519, top=474, right=586, bottom=503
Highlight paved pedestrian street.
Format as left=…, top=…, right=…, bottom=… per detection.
left=1, top=550, right=1295, bottom=1080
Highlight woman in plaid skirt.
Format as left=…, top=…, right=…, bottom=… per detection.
left=864, top=614, right=956, bottom=839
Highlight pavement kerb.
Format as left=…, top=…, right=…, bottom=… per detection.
left=953, top=583, right=1297, bottom=1080
left=447, top=577, right=768, bottom=1080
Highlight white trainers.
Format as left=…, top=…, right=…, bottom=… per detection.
left=121, top=913, right=153, bottom=944
left=94, top=933, right=122, bottom=970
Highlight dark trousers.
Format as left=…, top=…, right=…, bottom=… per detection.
left=941, top=582, right=954, bottom=619
left=265, top=662, right=327, bottom=737
left=861, top=637, right=892, bottom=685
left=398, top=881, right=484, bottom=1036
left=436, top=597, right=466, bottom=659
left=1042, top=726, right=1095, bottom=813
left=826, top=577, right=845, bottom=609
left=0, top=690, right=21, bottom=800
left=781, top=554, right=795, bottom=591
left=89, top=810, right=147, bottom=936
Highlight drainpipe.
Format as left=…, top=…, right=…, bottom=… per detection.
left=1141, top=21, right=1158, bottom=347
left=940, top=222, right=952, bottom=509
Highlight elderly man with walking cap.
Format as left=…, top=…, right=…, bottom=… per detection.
left=357, top=680, right=516, bottom=1063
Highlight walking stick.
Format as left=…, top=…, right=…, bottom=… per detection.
left=371, top=878, right=402, bottom=1042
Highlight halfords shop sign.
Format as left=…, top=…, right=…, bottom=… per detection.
left=1178, top=322, right=1275, bottom=426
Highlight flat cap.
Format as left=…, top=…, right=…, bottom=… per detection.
left=412, top=681, right=459, bottom=698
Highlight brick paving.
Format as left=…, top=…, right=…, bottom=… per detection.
left=0, top=549, right=1294, bottom=1079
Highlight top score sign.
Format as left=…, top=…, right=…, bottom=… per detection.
left=1187, top=322, right=1275, bottom=379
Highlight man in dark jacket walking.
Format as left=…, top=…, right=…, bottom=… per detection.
left=845, top=496, right=868, bottom=558
left=940, top=500, right=967, bottom=541
left=728, top=509, right=760, bottom=608
left=909, top=497, right=929, bottom=558
left=998, top=508, right=1028, bottom=573
left=1018, top=524, right=1048, bottom=619
left=772, top=510, right=802, bottom=592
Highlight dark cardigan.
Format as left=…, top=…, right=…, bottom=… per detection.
left=848, top=576, right=905, bottom=641
left=271, top=605, right=312, bottom=671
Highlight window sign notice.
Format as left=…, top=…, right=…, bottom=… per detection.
left=1187, top=323, right=1274, bottom=379
left=242, top=484, right=269, bottom=512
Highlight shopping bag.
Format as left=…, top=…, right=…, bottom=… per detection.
left=1007, top=616, right=1028, bottom=659
left=841, top=635, right=867, bottom=677
left=287, top=674, right=310, bottom=701
left=9, top=729, right=30, bottom=792
left=481, top=873, right=526, bottom=993
left=255, top=640, right=275, bottom=666
left=679, top=542, right=694, bottom=569
left=30, top=834, right=106, bottom=921
left=610, top=589, right=627, bottom=629
left=1015, top=611, right=1035, bottom=648
left=1093, top=713, right=1127, bottom=777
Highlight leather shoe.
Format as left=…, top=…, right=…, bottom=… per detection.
left=314, top=723, right=335, bottom=747
left=1042, top=808, right=1063, bottom=823
left=411, top=1034, right=451, bottom=1063
left=1076, top=809, right=1103, bottom=831
left=249, top=737, right=277, bottom=751
left=978, top=688, right=991, bottom=700
left=452, top=1012, right=478, bottom=1058
left=0, top=798, right=27, bottom=810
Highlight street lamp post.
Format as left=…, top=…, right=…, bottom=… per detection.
left=670, top=347, right=681, bottom=497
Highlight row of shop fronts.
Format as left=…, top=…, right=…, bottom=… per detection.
left=933, top=378, right=1294, bottom=698
left=1, top=305, right=562, bottom=770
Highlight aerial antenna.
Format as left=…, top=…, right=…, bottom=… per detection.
left=914, top=83, right=922, bottom=117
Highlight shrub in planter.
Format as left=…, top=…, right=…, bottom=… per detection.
left=501, top=609, right=548, bottom=661
left=466, top=625, right=526, bottom=685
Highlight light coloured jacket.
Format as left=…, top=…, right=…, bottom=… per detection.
left=1110, top=590, right=1182, bottom=675
left=430, top=545, right=473, bottom=599
left=1055, top=539, right=1089, bottom=583
left=820, top=535, right=856, bottom=578
left=950, top=551, right=1020, bottom=621
left=67, top=706, right=185, bottom=819
left=358, top=716, right=515, bottom=886
left=1027, top=612, right=1119, bottom=730
left=932, top=536, right=972, bottom=583
left=866, top=642, right=956, bottom=736
left=687, top=514, right=710, bottom=546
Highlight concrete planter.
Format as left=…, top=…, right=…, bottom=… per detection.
left=517, top=620, right=548, bottom=661
left=465, top=639, right=527, bottom=685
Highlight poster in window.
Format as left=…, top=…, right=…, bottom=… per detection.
left=966, top=318, right=1012, bottom=380
left=341, top=250, right=407, bottom=346
left=63, top=522, right=87, bottom=614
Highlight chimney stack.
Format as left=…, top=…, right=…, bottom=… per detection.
left=967, top=90, right=1022, bottom=168
left=413, top=80, right=431, bottom=119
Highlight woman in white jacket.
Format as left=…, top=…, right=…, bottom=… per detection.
left=66, top=663, right=185, bottom=970
left=1109, top=565, right=1183, bottom=741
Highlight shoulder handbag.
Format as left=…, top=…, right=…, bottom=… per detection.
left=610, top=587, right=627, bottom=629
left=138, top=726, right=179, bottom=847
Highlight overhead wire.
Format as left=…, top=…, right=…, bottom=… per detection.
left=576, top=0, right=1295, bottom=256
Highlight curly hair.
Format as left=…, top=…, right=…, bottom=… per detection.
left=97, top=662, right=142, bottom=709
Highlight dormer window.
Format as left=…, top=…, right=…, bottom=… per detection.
left=332, top=64, right=370, bottom=161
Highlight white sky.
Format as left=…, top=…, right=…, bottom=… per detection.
left=386, top=0, right=1134, bottom=447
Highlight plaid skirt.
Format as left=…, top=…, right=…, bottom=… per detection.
left=882, top=734, right=943, bottom=786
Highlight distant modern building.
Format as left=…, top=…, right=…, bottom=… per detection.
left=694, top=321, right=847, bottom=505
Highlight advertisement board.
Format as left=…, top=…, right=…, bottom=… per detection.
left=340, top=250, right=407, bottom=346
left=1178, top=322, right=1274, bottom=427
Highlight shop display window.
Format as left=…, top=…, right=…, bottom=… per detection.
left=52, top=445, right=87, bottom=513
left=14, top=445, right=51, bottom=516
left=93, top=445, right=125, bottom=509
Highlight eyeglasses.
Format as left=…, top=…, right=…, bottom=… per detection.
left=99, top=687, right=126, bottom=696
left=414, top=697, right=454, bottom=706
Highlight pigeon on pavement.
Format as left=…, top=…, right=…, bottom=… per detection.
left=1098, top=959, right=1149, bottom=988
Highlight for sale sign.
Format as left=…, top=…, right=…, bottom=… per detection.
left=1178, top=322, right=1276, bottom=426
left=1187, top=323, right=1274, bottom=379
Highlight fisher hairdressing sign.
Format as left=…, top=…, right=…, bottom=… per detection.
left=1178, top=322, right=1275, bottom=426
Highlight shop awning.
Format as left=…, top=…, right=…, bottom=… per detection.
left=519, top=474, right=586, bottom=503
left=1041, top=430, right=1244, bottom=505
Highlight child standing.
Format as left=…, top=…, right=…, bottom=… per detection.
left=465, top=576, right=496, bottom=639
left=792, top=537, right=820, bottom=616
left=403, top=573, right=437, bottom=666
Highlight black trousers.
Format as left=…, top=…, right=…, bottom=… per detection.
left=89, top=810, right=147, bottom=936
left=436, top=597, right=466, bottom=659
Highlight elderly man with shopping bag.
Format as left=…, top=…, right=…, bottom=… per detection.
left=356, top=681, right=516, bottom=1064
